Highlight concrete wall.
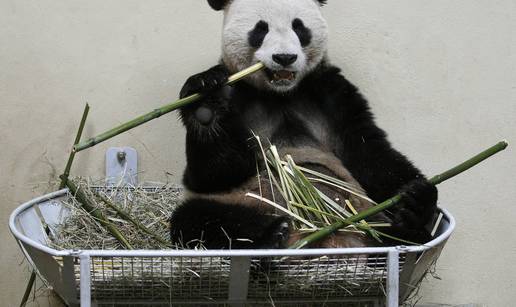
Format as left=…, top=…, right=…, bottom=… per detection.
left=1, top=1, right=514, bottom=306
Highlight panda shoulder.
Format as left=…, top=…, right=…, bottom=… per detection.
left=307, top=64, right=360, bottom=96
left=304, top=64, right=370, bottom=114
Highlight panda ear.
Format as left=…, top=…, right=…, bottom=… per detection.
left=316, top=0, right=328, bottom=5
left=207, top=0, right=229, bottom=11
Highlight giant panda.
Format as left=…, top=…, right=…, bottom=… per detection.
left=170, top=0, right=438, bottom=250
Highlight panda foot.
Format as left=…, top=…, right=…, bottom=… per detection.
left=260, top=217, right=290, bottom=249
left=272, top=221, right=290, bottom=248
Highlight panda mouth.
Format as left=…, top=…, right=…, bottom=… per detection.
left=265, top=68, right=297, bottom=84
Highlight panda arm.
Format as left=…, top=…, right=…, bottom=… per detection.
left=179, top=65, right=256, bottom=193
left=335, top=99, right=422, bottom=202
left=321, top=70, right=437, bottom=241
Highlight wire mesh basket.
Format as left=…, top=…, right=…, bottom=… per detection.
left=9, top=188, right=455, bottom=307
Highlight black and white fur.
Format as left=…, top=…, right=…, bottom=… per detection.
left=170, top=0, right=437, bottom=249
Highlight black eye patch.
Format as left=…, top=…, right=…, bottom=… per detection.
left=292, top=18, right=312, bottom=47
left=248, top=20, right=269, bottom=48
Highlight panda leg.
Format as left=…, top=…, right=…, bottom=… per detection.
left=170, top=199, right=290, bottom=250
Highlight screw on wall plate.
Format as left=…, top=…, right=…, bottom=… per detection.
left=117, top=151, right=126, bottom=164
left=106, top=147, right=138, bottom=186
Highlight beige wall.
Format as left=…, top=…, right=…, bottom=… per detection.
left=1, top=1, right=515, bottom=306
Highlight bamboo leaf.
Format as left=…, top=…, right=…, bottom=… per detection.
left=246, top=192, right=316, bottom=229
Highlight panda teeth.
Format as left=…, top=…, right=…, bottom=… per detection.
left=270, top=71, right=296, bottom=83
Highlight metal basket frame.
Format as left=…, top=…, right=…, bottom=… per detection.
left=9, top=189, right=455, bottom=307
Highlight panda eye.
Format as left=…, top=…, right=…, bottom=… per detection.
left=248, top=20, right=269, bottom=48
left=292, top=18, right=312, bottom=47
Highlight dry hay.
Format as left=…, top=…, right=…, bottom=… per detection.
left=46, top=178, right=388, bottom=301
left=49, top=177, right=183, bottom=250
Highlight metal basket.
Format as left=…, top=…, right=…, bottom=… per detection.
left=9, top=188, right=455, bottom=307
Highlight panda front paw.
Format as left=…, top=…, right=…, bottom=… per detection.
left=180, top=65, right=229, bottom=98
left=389, top=179, right=438, bottom=243
left=179, top=65, right=231, bottom=127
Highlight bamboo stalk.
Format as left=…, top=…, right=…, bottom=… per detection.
left=73, top=63, right=265, bottom=153
left=59, top=103, right=90, bottom=189
left=60, top=175, right=133, bottom=249
left=20, top=104, right=91, bottom=307
left=289, top=140, right=509, bottom=249
left=95, top=192, right=172, bottom=247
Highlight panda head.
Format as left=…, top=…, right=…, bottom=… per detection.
left=208, top=0, right=329, bottom=93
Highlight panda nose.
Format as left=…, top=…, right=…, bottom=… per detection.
left=272, top=54, right=298, bottom=67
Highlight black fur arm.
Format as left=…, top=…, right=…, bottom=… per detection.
left=319, top=68, right=437, bottom=241
left=179, top=65, right=256, bottom=193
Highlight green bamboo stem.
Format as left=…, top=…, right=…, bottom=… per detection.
left=60, top=175, right=133, bottom=249
left=95, top=192, right=172, bottom=247
left=290, top=140, right=509, bottom=249
left=73, top=63, right=265, bottom=153
left=428, top=141, right=507, bottom=185
left=19, top=104, right=91, bottom=307
left=59, top=103, right=90, bottom=189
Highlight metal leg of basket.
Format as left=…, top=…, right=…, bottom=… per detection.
left=80, top=254, right=91, bottom=307
left=228, top=256, right=251, bottom=307
left=386, top=249, right=400, bottom=307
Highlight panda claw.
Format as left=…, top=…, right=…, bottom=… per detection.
left=273, top=227, right=288, bottom=242
left=180, top=65, right=229, bottom=98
